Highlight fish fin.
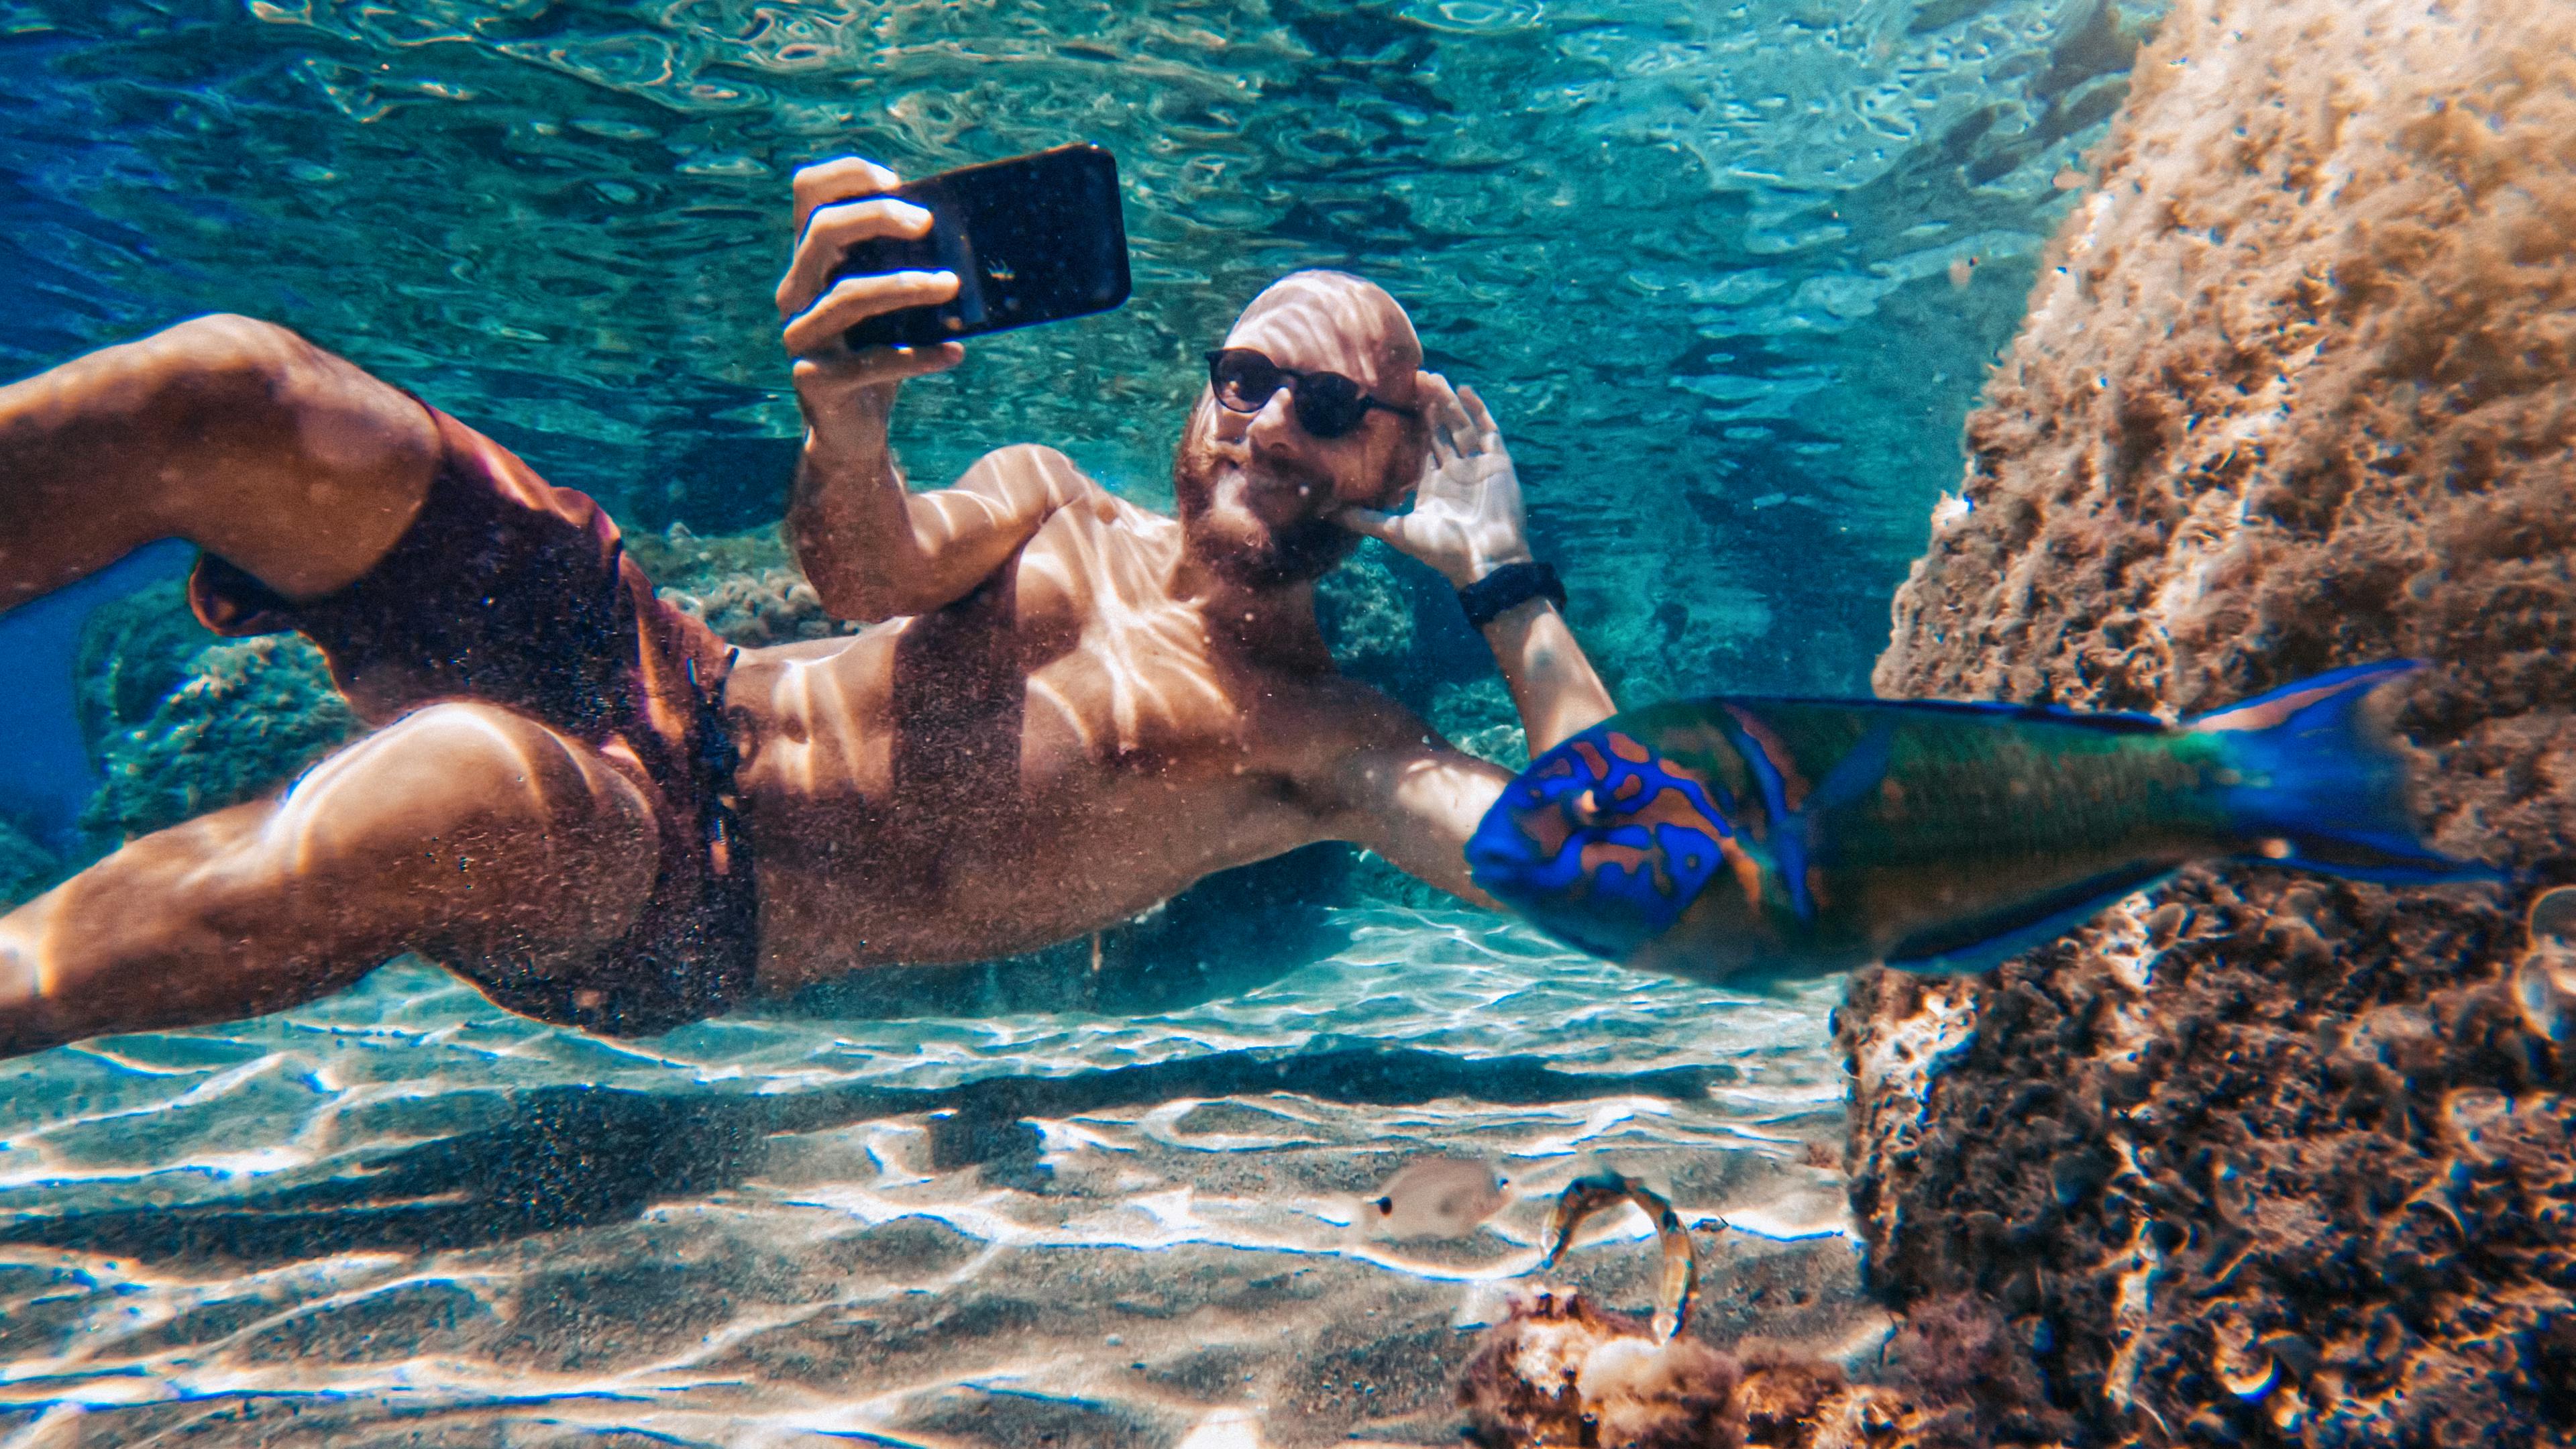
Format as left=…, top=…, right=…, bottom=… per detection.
left=1806, top=722, right=1897, bottom=818
left=1721, top=710, right=1813, bottom=919
left=1885, top=865, right=2179, bottom=975
left=2184, top=659, right=2423, bottom=733
left=1767, top=724, right=1898, bottom=924
left=2200, top=661, right=2502, bottom=884
left=1722, top=714, right=1898, bottom=924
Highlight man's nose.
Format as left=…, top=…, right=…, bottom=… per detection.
left=1242, top=386, right=1304, bottom=453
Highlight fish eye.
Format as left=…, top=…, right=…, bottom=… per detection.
left=1373, top=1195, right=1393, bottom=1214
left=1569, top=789, right=1603, bottom=824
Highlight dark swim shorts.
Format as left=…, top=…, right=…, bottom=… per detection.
left=188, top=401, right=757, bottom=1036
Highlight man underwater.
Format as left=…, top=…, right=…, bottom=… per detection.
left=0, top=156, right=1617, bottom=1057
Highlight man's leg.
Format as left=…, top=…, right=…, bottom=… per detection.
left=0, top=314, right=436, bottom=611
left=0, top=702, right=661, bottom=1058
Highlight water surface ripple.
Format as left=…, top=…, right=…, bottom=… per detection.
left=0, top=0, right=2146, bottom=692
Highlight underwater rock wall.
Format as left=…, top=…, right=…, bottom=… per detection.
left=74, top=581, right=359, bottom=843
left=1846, top=0, right=2576, bottom=1442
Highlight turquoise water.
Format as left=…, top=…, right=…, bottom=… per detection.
left=1, top=0, right=2146, bottom=697
left=0, top=1, right=2149, bottom=1440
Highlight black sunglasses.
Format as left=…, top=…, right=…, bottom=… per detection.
left=1204, top=347, right=1419, bottom=439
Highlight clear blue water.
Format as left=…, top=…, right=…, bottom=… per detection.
left=0, top=1, right=2149, bottom=1440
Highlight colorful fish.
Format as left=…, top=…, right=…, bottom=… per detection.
left=1466, top=661, right=2497, bottom=983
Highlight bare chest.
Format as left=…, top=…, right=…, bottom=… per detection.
left=988, top=506, right=1277, bottom=786
left=743, top=627, right=1317, bottom=976
left=733, top=543, right=1331, bottom=967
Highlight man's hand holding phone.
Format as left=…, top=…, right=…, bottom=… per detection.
left=777, top=147, right=1130, bottom=461
left=778, top=157, right=967, bottom=460
left=779, top=157, right=965, bottom=364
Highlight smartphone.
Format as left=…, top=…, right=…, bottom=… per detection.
left=830, top=144, right=1132, bottom=350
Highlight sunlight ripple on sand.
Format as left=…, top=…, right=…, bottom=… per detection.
left=0, top=907, right=1868, bottom=1445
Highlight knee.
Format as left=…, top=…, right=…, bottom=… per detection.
left=134, top=315, right=328, bottom=425
left=151, top=313, right=306, bottom=378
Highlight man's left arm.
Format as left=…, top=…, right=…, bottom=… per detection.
left=1305, top=692, right=1514, bottom=906
left=1340, top=374, right=1615, bottom=756
left=1312, top=595, right=1609, bottom=905
left=1318, top=375, right=1615, bottom=902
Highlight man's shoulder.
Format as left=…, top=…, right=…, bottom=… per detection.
left=965, top=440, right=1084, bottom=478
left=959, top=442, right=1110, bottom=503
left=979, top=449, right=1179, bottom=536
left=962, top=444, right=1173, bottom=527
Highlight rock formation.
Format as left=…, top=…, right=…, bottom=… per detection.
left=1458, top=1289, right=1938, bottom=1449
left=75, top=582, right=359, bottom=843
left=627, top=523, right=859, bottom=649
left=1843, top=0, right=2576, bottom=1442
left=0, top=818, right=59, bottom=907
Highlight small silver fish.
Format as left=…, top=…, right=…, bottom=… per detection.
left=1361, top=1156, right=1509, bottom=1240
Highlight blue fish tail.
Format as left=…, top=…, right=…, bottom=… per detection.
left=2192, top=661, right=2498, bottom=884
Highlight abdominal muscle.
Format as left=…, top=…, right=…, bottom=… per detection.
left=724, top=610, right=1327, bottom=994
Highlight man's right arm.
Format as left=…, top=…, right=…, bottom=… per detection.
left=775, top=156, right=1091, bottom=621
left=786, top=370, right=1094, bottom=622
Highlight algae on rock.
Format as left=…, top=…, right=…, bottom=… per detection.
left=1314, top=542, right=1417, bottom=680
left=625, top=523, right=858, bottom=649
left=74, top=574, right=225, bottom=769
left=1845, top=0, right=2576, bottom=1442
left=76, top=580, right=360, bottom=843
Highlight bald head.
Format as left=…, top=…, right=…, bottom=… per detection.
left=1224, top=271, right=1424, bottom=410
left=1171, top=269, right=1432, bottom=590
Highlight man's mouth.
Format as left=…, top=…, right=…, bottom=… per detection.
left=1248, top=471, right=1319, bottom=502
left=1227, top=463, right=1329, bottom=524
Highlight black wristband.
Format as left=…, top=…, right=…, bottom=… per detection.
left=1458, top=560, right=1565, bottom=630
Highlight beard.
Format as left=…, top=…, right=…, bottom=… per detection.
left=1172, top=427, right=1364, bottom=590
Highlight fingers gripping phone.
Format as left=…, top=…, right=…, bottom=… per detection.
left=833, top=144, right=1133, bottom=350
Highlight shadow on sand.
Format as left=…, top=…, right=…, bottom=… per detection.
left=0, top=1044, right=1735, bottom=1263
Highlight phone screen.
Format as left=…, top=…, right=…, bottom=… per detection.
left=835, top=144, right=1132, bottom=350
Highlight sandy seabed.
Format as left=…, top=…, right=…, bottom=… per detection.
left=0, top=907, right=1880, bottom=1448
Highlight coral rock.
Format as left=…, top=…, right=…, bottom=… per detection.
left=628, top=523, right=858, bottom=649
left=660, top=566, right=851, bottom=648
left=0, top=817, right=59, bottom=907
left=76, top=584, right=360, bottom=842
left=1851, top=0, right=2576, bottom=1443
left=1316, top=543, right=1419, bottom=677
left=1458, top=1288, right=1934, bottom=1449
